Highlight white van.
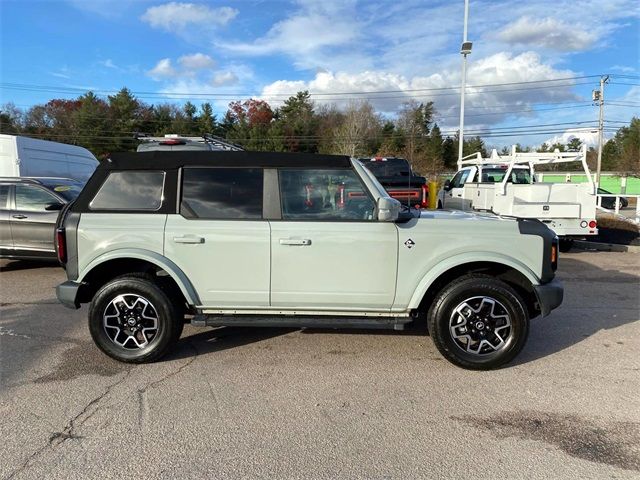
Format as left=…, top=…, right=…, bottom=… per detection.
left=0, top=135, right=98, bottom=183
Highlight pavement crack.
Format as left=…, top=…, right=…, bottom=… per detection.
left=5, top=369, right=132, bottom=479
left=138, top=341, right=198, bottom=395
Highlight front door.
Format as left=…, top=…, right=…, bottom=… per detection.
left=270, top=168, right=398, bottom=311
left=442, top=168, right=472, bottom=210
left=10, top=184, right=60, bottom=253
left=164, top=167, right=270, bottom=308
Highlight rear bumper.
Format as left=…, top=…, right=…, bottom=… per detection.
left=533, top=278, right=564, bottom=317
left=56, top=281, right=81, bottom=310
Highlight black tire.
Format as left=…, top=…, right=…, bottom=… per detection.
left=427, top=275, right=529, bottom=370
left=558, top=238, right=574, bottom=253
left=88, top=275, right=183, bottom=363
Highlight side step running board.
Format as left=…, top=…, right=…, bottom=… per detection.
left=191, top=315, right=412, bottom=331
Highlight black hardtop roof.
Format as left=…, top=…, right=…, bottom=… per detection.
left=105, top=151, right=352, bottom=170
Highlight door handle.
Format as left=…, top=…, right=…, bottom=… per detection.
left=12, top=214, right=27, bottom=219
left=455, top=194, right=462, bottom=197
left=173, top=236, right=205, bottom=244
left=279, top=238, right=312, bottom=246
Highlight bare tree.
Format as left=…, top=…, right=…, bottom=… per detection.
left=332, top=101, right=381, bottom=157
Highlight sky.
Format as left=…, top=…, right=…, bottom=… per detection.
left=1, top=0, right=639, bottom=149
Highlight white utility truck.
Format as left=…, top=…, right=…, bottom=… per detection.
left=438, top=145, right=597, bottom=251
left=0, top=134, right=98, bottom=182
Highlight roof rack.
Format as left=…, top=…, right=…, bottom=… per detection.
left=460, top=144, right=594, bottom=195
left=134, top=133, right=244, bottom=151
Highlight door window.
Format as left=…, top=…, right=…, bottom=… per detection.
left=15, top=185, right=59, bottom=211
left=279, top=169, right=375, bottom=221
left=450, top=169, right=471, bottom=188
left=181, top=168, right=263, bottom=220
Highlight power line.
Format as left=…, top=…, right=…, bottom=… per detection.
left=0, top=75, right=601, bottom=98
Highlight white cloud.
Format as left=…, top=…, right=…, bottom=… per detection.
left=545, top=128, right=601, bottom=147
left=148, top=58, right=177, bottom=79
left=211, top=71, right=238, bottom=87
left=141, top=2, right=238, bottom=32
left=217, top=1, right=361, bottom=70
left=178, top=53, right=216, bottom=71
left=497, top=16, right=598, bottom=51
left=261, top=52, right=578, bottom=127
left=99, top=59, right=118, bottom=69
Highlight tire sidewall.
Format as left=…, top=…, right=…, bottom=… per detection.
left=88, top=278, right=178, bottom=363
left=430, top=278, right=529, bottom=369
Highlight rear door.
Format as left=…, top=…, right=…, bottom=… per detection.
left=164, top=167, right=271, bottom=308
left=270, top=168, right=398, bottom=311
left=10, top=184, right=60, bottom=253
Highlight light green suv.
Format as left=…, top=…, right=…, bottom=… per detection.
left=55, top=151, right=563, bottom=369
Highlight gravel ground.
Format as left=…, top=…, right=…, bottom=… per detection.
left=0, top=252, right=639, bottom=479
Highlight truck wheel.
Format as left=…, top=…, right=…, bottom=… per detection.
left=88, top=276, right=183, bottom=363
left=558, top=238, right=574, bottom=253
left=427, top=275, right=529, bottom=370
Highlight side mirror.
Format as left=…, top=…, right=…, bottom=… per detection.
left=45, top=202, right=64, bottom=211
left=377, top=196, right=400, bottom=222
left=443, top=179, right=452, bottom=191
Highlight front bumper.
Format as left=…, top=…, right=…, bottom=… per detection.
left=56, top=281, right=81, bottom=310
left=533, top=278, right=564, bottom=317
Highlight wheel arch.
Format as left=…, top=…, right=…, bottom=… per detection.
left=409, top=255, right=540, bottom=318
left=77, top=249, right=200, bottom=306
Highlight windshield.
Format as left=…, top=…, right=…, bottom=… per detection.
left=360, top=158, right=410, bottom=177
left=480, top=168, right=532, bottom=184
left=39, top=179, right=84, bottom=201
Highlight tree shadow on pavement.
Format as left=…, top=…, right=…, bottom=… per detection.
left=513, top=254, right=639, bottom=366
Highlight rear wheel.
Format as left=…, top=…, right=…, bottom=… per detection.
left=88, top=276, right=183, bottom=363
left=427, top=275, right=529, bottom=370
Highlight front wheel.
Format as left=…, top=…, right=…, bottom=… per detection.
left=427, top=275, right=529, bottom=370
left=88, top=276, right=183, bottom=363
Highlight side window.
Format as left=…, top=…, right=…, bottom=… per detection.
left=451, top=169, right=471, bottom=188
left=279, top=169, right=375, bottom=221
left=90, top=171, right=165, bottom=211
left=15, top=185, right=58, bottom=211
left=0, top=185, right=9, bottom=209
left=181, top=168, right=263, bottom=220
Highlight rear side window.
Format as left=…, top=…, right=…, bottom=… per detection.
left=90, top=171, right=165, bottom=210
left=181, top=168, right=263, bottom=220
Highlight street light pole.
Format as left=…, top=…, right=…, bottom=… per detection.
left=457, top=0, right=471, bottom=170
left=595, top=74, right=609, bottom=188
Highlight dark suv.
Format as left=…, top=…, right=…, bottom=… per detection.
left=0, top=177, right=83, bottom=260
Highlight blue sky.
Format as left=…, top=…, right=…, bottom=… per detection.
left=1, top=0, right=638, bottom=148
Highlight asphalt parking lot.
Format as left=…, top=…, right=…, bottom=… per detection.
left=1, top=252, right=639, bottom=479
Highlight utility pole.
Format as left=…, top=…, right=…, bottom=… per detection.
left=457, top=0, right=472, bottom=170
left=595, top=75, right=609, bottom=187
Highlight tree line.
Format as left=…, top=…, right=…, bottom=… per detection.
left=0, top=88, right=637, bottom=176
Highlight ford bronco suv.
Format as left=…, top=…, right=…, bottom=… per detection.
left=55, top=151, right=563, bottom=369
